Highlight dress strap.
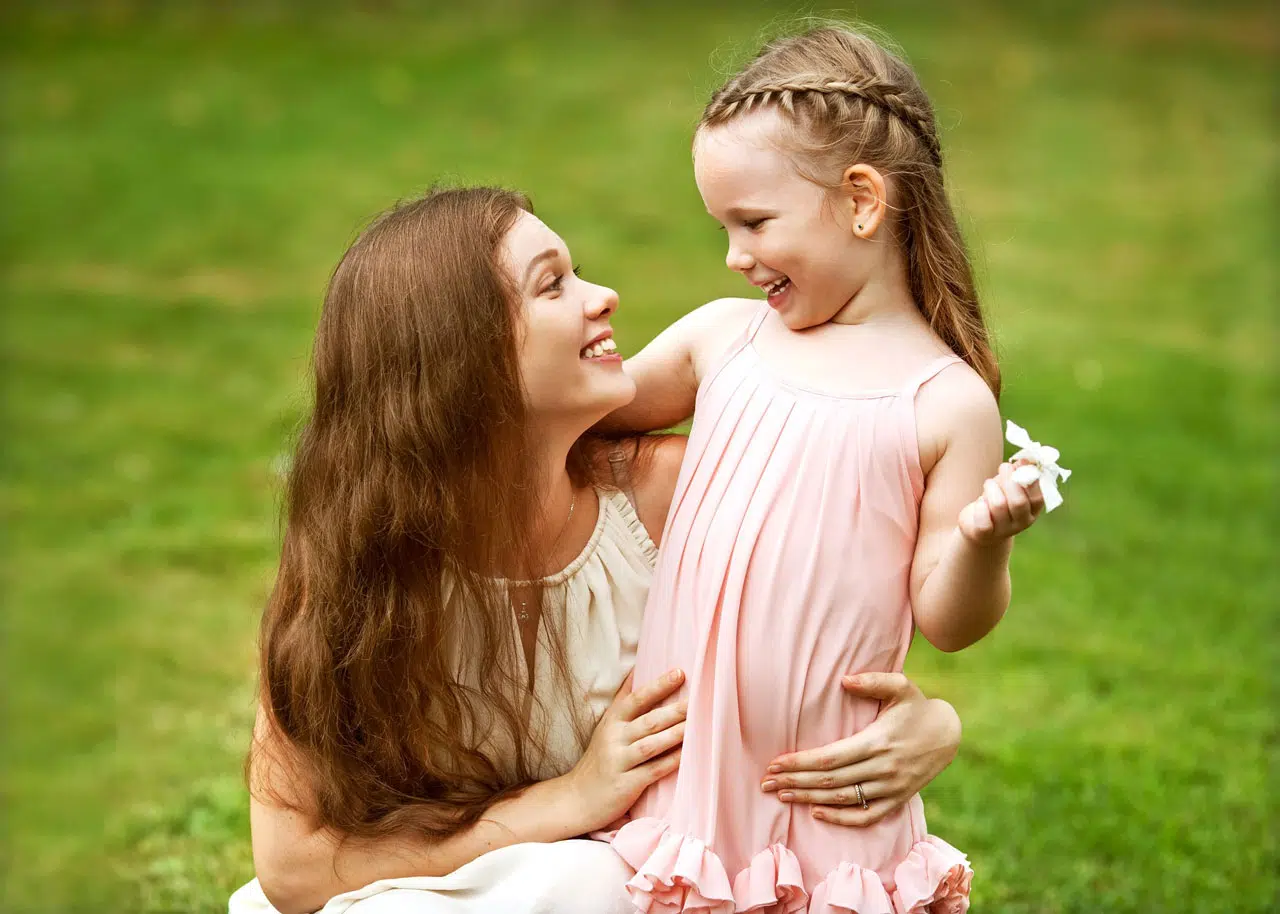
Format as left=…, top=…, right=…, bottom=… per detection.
left=607, top=442, right=638, bottom=511
left=902, top=354, right=964, bottom=398
left=745, top=302, right=771, bottom=341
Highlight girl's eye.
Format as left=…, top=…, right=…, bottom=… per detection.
left=572, top=265, right=582, bottom=278
left=744, top=218, right=767, bottom=231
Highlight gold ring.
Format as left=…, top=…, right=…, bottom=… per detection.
left=854, top=782, right=869, bottom=810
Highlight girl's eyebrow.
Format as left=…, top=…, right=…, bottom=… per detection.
left=724, top=206, right=772, bottom=220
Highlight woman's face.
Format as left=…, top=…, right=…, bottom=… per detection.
left=502, top=211, right=636, bottom=427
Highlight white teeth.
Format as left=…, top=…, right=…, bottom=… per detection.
left=581, top=338, right=617, bottom=359
left=765, top=277, right=790, bottom=295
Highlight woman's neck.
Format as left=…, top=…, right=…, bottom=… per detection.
left=527, top=426, right=585, bottom=557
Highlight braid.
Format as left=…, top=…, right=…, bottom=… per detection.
left=696, top=26, right=1000, bottom=396
left=705, top=76, right=942, bottom=168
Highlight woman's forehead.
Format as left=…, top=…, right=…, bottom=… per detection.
left=504, top=211, right=566, bottom=266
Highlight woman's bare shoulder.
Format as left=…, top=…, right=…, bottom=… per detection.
left=588, top=434, right=687, bottom=546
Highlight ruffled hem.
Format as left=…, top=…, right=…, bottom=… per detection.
left=610, top=817, right=735, bottom=913
left=610, top=818, right=971, bottom=914
left=889, top=835, right=972, bottom=914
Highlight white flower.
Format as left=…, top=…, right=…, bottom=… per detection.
left=1006, top=420, right=1072, bottom=512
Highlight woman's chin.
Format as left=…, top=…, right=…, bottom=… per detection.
left=583, top=372, right=637, bottom=431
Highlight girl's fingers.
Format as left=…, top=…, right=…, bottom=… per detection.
left=959, top=498, right=993, bottom=539
left=983, top=478, right=1010, bottom=528
left=761, top=758, right=889, bottom=795
left=1003, top=474, right=1034, bottom=527
left=1025, top=478, right=1046, bottom=511
left=811, top=797, right=895, bottom=828
left=628, top=721, right=686, bottom=768
left=624, top=700, right=688, bottom=743
left=618, top=669, right=684, bottom=721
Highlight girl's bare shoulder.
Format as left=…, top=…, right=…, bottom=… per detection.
left=914, top=360, right=1001, bottom=476
left=685, top=297, right=761, bottom=378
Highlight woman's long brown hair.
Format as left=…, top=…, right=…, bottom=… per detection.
left=701, top=25, right=1000, bottom=396
left=253, top=187, right=600, bottom=840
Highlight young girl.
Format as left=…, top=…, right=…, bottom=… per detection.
left=599, top=26, right=1049, bottom=914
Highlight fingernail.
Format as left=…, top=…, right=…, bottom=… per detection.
left=767, top=763, right=782, bottom=774
left=667, top=669, right=683, bottom=684
left=812, top=809, right=826, bottom=821
left=778, top=791, right=794, bottom=802
left=843, top=674, right=859, bottom=686
left=761, top=779, right=776, bottom=791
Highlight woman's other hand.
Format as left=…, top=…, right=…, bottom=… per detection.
left=562, top=669, right=686, bottom=833
left=760, top=672, right=961, bottom=826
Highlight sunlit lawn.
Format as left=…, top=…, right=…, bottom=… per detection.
left=3, top=2, right=1276, bottom=911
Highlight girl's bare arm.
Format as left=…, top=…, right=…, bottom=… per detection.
left=595, top=297, right=758, bottom=434
left=908, top=365, right=1010, bottom=652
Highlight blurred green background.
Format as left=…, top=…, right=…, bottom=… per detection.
left=3, top=1, right=1276, bottom=911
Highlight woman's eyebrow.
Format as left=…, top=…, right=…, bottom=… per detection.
left=522, top=248, right=559, bottom=285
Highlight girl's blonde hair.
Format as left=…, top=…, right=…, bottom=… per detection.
left=700, top=26, right=1000, bottom=396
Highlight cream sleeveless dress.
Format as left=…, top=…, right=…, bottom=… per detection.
left=229, top=487, right=656, bottom=914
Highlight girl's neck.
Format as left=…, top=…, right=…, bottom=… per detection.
left=829, top=267, right=921, bottom=328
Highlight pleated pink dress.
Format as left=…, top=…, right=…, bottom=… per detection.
left=607, top=306, right=973, bottom=914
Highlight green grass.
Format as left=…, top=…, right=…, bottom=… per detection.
left=3, top=1, right=1276, bottom=911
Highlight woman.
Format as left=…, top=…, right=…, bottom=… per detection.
left=234, top=188, right=963, bottom=914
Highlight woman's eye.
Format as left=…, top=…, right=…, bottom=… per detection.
left=543, top=265, right=583, bottom=296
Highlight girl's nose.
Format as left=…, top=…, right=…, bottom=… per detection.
left=726, top=243, right=755, bottom=273
left=586, top=283, right=618, bottom=319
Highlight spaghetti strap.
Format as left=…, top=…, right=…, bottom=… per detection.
left=902, top=354, right=964, bottom=398
left=745, top=302, right=771, bottom=341
left=699, top=302, right=773, bottom=393
left=607, top=442, right=638, bottom=511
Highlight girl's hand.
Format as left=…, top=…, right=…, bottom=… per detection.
left=562, top=669, right=686, bottom=833
left=760, top=673, right=961, bottom=827
left=958, top=460, right=1046, bottom=545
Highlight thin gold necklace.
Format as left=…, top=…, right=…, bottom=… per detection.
left=515, top=488, right=577, bottom=623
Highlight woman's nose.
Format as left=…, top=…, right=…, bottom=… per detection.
left=726, top=243, right=755, bottom=273
left=586, top=283, right=619, bottom=319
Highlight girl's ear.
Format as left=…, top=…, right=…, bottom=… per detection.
left=841, top=164, right=889, bottom=239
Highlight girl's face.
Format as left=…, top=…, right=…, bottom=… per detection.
left=502, top=211, right=636, bottom=427
left=694, top=110, right=869, bottom=330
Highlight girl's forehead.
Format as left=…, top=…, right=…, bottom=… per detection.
left=695, top=119, right=807, bottom=205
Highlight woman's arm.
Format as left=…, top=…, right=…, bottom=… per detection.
left=595, top=297, right=758, bottom=435
left=623, top=434, right=688, bottom=547
left=252, top=667, right=688, bottom=914
left=250, top=707, right=592, bottom=914
left=758, top=673, right=961, bottom=826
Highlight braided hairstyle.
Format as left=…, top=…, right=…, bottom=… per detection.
left=701, top=27, right=999, bottom=396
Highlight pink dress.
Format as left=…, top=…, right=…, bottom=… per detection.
left=608, top=307, right=973, bottom=914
